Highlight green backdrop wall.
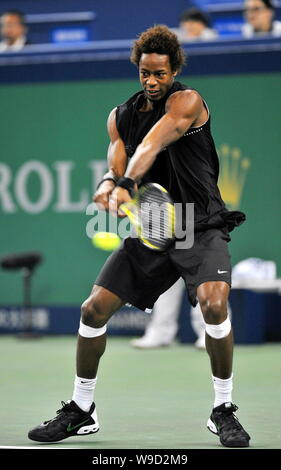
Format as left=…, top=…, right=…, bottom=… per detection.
left=0, top=73, right=280, bottom=306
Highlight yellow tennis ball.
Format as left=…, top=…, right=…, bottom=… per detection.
left=91, top=232, right=121, bottom=251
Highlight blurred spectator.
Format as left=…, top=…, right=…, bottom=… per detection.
left=0, top=10, right=29, bottom=52
left=242, top=0, right=281, bottom=37
left=175, top=7, right=218, bottom=42
left=232, top=258, right=277, bottom=281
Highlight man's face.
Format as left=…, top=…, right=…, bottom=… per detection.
left=0, top=14, right=25, bottom=42
left=180, top=20, right=205, bottom=38
left=244, top=0, right=273, bottom=31
left=139, top=53, right=177, bottom=101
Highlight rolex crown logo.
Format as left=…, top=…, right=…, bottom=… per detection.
left=218, top=144, right=251, bottom=210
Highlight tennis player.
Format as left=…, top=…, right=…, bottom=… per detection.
left=28, top=25, right=250, bottom=447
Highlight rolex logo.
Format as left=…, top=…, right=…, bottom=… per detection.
left=217, top=144, right=251, bottom=210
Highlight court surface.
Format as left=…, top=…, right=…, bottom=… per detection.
left=1, top=336, right=280, bottom=449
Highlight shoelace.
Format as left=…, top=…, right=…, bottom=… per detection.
left=56, top=401, right=72, bottom=415
left=43, top=401, right=72, bottom=425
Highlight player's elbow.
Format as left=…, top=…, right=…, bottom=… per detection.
left=175, top=126, right=185, bottom=138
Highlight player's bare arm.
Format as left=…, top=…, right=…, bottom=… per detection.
left=94, top=108, right=128, bottom=210
left=126, top=90, right=206, bottom=181
left=109, top=90, right=206, bottom=213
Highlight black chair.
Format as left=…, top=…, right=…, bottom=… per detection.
left=0, top=252, right=43, bottom=337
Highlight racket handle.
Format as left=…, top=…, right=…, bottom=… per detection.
left=119, top=202, right=137, bottom=224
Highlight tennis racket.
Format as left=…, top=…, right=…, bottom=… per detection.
left=120, top=183, right=175, bottom=251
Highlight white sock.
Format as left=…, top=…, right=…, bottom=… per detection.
left=212, top=374, right=233, bottom=408
left=72, top=375, right=97, bottom=412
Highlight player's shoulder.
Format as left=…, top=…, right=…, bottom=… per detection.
left=108, top=106, right=117, bottom=118
left=113, top=90, right=144, bottom=124
left=166, top=88, right=203, bottom=112
left=107, top=107, right=117, bottom=127
left=168, top=88, right=201, bottom=102
left=108, top=89, right=143, bottom=137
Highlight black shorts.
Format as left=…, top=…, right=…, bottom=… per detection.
left=95, top=228, right=232, bottom=310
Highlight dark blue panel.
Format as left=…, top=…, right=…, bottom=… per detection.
left=0, top=0, right=190, bottom=41
left=178, top=290, right=281, bottom=344
left=264, top=294, right=281, bottom=341
left=0, top=37, right=280, bottom=84
left=0, top=305, right=150, bottom=336
left=0, top=0, right=280, bottom=42
left=230, top=290, right=267, bottom=344
left=0, top=292, right=280, bottom=341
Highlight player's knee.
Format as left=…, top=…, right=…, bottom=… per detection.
left=81, top=297, right=108, bottom=328
left=200, top=297, right=227, bottom=325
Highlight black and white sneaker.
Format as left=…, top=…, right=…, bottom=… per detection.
left=207, top=402, right=250, bottom=447
left=28, top=400, right=99, bottom=442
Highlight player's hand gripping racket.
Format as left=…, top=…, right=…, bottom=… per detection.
left=120, top=183, right=175, bottom=251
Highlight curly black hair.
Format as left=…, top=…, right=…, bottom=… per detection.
left=130, top=25, right=186, bottom=73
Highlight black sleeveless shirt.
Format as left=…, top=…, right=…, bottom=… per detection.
left=116, top=81, right=245, bottom=233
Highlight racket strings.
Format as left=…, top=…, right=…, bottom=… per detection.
left=138, top=187, right=175, bottom=248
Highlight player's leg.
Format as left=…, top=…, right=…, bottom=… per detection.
left=76, top=285, right=124, bottom=379
left=28, top=286, right=124, bottom=443
left=197, top=281, right=233, bottom=379
left=72, top=285, right=124, bottom=411
left=197, top=280, right=250, bottom=447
